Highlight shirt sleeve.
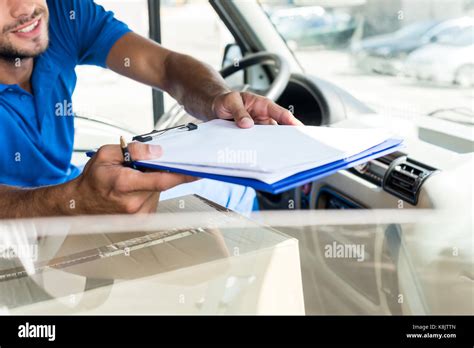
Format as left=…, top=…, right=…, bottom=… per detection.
left=74, top=0, right=132, bottom=67
left=48, top=0, right=132, bottom=68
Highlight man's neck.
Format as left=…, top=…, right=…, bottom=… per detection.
left=0, top=57, right=34, bottom=93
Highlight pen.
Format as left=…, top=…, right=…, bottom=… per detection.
left=120, top=136, right=136, bottom=169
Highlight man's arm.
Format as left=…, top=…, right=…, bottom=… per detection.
left=106, top=32, right=228, bottom=121
left=106, top=32, right=302, bottom=128
left=0, top=143, right=195, bottom=219
left=0, top=184, right=75, bottom=219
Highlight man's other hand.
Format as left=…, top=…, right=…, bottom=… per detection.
left=74, top=142, right=197, bottom=214
left=212, top=91, right=304, bottom=128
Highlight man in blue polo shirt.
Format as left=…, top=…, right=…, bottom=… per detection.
left=0, top=0, right=300, bottom=218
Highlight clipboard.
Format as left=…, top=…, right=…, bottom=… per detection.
left=87, top=122, right=403, bottom=194
left=132, top=138, right=403, bottom=194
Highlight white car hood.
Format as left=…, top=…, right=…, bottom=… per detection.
left=408, top=43, right=474, bottom=64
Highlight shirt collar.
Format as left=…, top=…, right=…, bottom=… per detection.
left=0, top=54, right=55, bottom=94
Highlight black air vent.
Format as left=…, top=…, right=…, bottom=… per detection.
left=383, top=157, right=436, bottom=205
left=349, top=151, right=406, bottom=186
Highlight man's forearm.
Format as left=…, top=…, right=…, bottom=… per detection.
left=0, top=182, right=77, bottom=219
left=161, top=52, right=231, bottom=120
left=106, top=33, right=231, bottom=121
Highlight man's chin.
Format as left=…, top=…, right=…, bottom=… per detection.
left=21, top=45, right=49, bottom=59
left=0, top=42, right=48, bottom=60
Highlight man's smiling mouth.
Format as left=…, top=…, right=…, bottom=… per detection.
left=12, top=15, right=42, bottom=34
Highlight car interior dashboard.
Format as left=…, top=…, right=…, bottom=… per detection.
left=257, top=72, right=472, bottom=214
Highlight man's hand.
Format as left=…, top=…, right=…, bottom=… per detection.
left=0, top=142, right=196, bottom=218
left=73, top=142, right=197, bottom=214
left=212, top=91, right=303, bottom=128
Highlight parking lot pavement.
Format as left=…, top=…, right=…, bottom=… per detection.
left=295, top=50, right=473, bottom=120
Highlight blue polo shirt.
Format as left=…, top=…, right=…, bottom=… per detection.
left=0, top=0, right=131, bottom=187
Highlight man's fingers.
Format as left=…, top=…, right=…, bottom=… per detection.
left=242, top=93, right=303, bottom=126
left=95, top=144, right=123, bottom=163
left=94, top=143, right=163, bottom=165
left=225, top=92, right=254, bottom=128
left=216, top=91, right=303, bottom=127
left=95, top=142, right=189, bottom=193
left=151, top=172, right=197, bottom=192
left=127, top=142, right=163, bottom=161
left=267, top=101, right=303, bottom=126
left=120, top=170, right=197, bottom=193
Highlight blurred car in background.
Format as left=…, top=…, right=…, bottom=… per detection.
left=269, top=6, right=357, bottom=50
left=351, top=17, right=474, bottom=75
left=405, top=26, right=474, bottom=87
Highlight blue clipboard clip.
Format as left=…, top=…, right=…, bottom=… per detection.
left=132, top=123, right=198, bottom=143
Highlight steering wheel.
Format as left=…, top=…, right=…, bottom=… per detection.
left=220, top=52, right=291, bottom=101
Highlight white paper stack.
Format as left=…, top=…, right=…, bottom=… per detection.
left=138, top=120, right=395, bottom=185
